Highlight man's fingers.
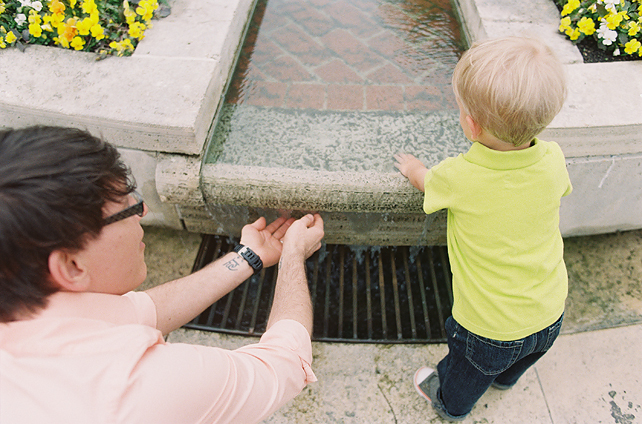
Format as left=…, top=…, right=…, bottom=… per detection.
left=264, top=216, right=287, bottom=234
left=249, top=216, right=267, bottom=231
left=272, top=217, right=295, bottom=240
left=311, top=214, right=323, bottom=232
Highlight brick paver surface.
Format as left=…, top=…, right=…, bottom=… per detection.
left=226, top=0, right=463, bottom=112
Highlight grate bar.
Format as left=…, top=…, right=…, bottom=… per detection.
left=338, top=245, right=345, bottom=338
left=390, top=250, right=403, bottom=340
left=403, top=249, right=417, bottom=339
left=352, top=255, right=358, bottom=340
left=415, top=259, right=432, bottom=339
left=248, top=271, right=265, bottom=334
left=365, top=254, right=373, bottom=339
left=377, top=254, right=387, bottom=339
left=427, top=249, right=446, bottom=339
left=186, top=236, right=453, bottom=343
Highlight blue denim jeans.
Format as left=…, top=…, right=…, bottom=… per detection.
left=434, top=314, right=564, bottom=420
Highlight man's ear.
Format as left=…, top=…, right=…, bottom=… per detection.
left=465, top=115, right=483, bottom=141
left=48, top=249, right=90, bottom=292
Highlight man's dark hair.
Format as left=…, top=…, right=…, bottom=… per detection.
left=0, top=126, right=135, bottom=322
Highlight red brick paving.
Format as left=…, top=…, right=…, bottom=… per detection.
left=285, top=83, right=326, bottom=109
left=315, top=59, right=363, bottom=84
left=366, top=64, right=414, bottom=84
left=226, top=0, right=463, bottom=112
left=327, top=85, right=364, bottom=110
left=366, top=85, right=405, bottom=111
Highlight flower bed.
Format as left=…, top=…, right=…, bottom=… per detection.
left=0, top=0, right=160, bottom=56
left=554, top=0, right=642, bottom=62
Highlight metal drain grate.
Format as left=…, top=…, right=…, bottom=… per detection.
left=185, top=235, right=453, bottom=343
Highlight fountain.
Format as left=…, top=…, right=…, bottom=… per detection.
left=2, top=0, right=641, bottom=342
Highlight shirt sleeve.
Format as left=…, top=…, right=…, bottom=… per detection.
left=122, top=291, right=157, bottom=328
left=118, top=319, right=315, bottom=424
left=423, top=157, right=456, bottom=215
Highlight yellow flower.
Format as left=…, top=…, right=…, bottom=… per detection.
left=90, top=23, right=104, bottom=40
left=568, top=27, right=581, bottom=41
left=5, top=30, right=17, bottom=44
left=128, top=21, right=145, bottom=39
left=136, top=0, right=157, bottom=21
left=29, top=22, right=43, bottom=37
left=123, top=1, right=137, bottom=25
left=559, top=16, right=572, bottom=33
left=70, top=35, right=84, bottom=50
left=604, top=12, right=624, bottom=30
left=0, top=37, right=6, bottom=49
left=624, top=39, right=641, bottom=55
left=88, top=10, right=99, bottom=25
left=28, top=11, right=42, bottom=25
left=49, top=0, right=65, bottom=14
left=81, top=0, right=97, bottom=15
left=628, top=21, right=640, bottom=37
left=562, top=0, right=580, bottom=16
left=69, top=0, right=76, bottom=8
left=77, top=17, right=92, bottom=35
left=46, top=12, right=65, bottom=28
left=578, top=17, right=596, bottom=35
left=110, top=38, right=134, bottom=56
left=0, top=2, right=5, bottom=14
left=57, top=18, right=78, bottom=45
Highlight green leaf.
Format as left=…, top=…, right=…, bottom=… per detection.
left=596, top=4, right=609, bottom=17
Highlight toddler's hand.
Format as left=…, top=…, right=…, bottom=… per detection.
left=394, top=153, right=423, bottom=178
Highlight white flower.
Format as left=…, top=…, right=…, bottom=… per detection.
left=14, top=13, right=27, bottom=26
left=18, top=0, right=32, bottom=7
left=614, top=48, right=621, bottom=56
left=599, top=0, right=621, bottom=8
left=597, top=21, right=618, bottom=45
left=31, top=1, right=43, bottom=11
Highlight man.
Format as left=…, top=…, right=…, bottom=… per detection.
left=0, top=126, right=324, bottom=423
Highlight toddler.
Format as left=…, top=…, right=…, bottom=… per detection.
left=394, top=36, right=572, bottom=421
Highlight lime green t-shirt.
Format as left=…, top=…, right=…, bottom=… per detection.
left=423, top=139, right=572, bottom=341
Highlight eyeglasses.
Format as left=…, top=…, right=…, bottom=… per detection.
left=103, top=190, right=145, bottom=225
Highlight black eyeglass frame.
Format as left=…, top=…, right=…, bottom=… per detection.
left=103, top=190, right=145, bottom=225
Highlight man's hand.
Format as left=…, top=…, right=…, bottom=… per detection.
left=240, top=216, right=295, bottom=268
left=393, top=153, right=428, bottom=192
left=282, top=214, right=324, bottom=260
left=267, top=214, right=324, bottom=334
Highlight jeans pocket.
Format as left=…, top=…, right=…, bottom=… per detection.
left=542, top=314, right=564, bottom=351
left=465, top=334, right=523, bottom=376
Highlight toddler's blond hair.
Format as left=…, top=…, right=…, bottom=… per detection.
left=452, top=37, right=567, bottom=147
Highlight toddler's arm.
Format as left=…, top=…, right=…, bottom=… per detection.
left=394, top=153, right=428, bottom=192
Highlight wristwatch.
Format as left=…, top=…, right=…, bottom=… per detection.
left=233, top=244, right=264, bottom=275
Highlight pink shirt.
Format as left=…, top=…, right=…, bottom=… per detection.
left=0, top=291, right=316, bottom=423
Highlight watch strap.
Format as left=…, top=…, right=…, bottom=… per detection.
left=233, top=244, right=263, bottom=274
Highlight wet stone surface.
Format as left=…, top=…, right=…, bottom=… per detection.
left=208, top=105, right=469, bottom=172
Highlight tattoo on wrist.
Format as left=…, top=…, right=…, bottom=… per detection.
left=223, top=256, right=241, bottom=271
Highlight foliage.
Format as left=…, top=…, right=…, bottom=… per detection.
left=0, top=0, right=158, bottom=57
left=556, top=0, right=642, bottom=57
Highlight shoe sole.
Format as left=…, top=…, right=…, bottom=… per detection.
left=413, top=366, right=435, bottom=403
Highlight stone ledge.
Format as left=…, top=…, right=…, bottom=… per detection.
left=0, top=0, right=257, bottom=155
